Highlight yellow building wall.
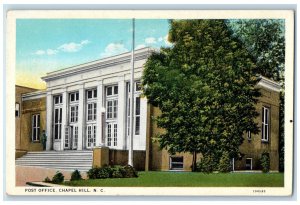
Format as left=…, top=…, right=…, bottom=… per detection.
left=235, top=86, right=280, bottom=171
left=17, top=97, right=46, bottom=157
left=15, top=86, right=37, bottom=153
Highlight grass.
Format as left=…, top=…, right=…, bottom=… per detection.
left=64, top=171, right=284, bottom=187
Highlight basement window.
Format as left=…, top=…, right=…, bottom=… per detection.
left=169, top=156, right=184, bottom=170
left=245, top=158, right=253, bottom=170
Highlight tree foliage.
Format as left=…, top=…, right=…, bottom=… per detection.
left=227, top=19, right=285, bottom=82
left=227, top=19, right=285, bottom=172
left=142, top=20, right=261, bottom=171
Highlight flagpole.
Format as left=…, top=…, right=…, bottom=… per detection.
left=128, top=18, right=135, bottom=166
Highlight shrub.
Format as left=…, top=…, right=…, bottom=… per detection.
left=87, top=167, right=101, bottom=179
left=44, top=176, right=51, bottom=183
left=98, top=167, right=111, bottom=179
left=71, top=170, right=82, bottom=181
left=196, top=154, right=218, bottom=173
left=218, top=151, right=232, bottom=173
left=111, top=166, right=124, bottom=178
left=87, top=165, right=138, bottom=179
left=260, top=152, right=270, bottom=173
left=123, top=165, right=138, bottom=178
left=52, top=171, right=64, bottom=184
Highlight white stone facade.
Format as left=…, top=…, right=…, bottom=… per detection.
left=41, top=47, right=152, bottom=151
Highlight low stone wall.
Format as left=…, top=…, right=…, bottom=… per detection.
left=92, top=148, right=146, bottom=171
left=109, top=150, right=146, bottom=171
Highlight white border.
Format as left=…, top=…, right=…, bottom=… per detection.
left=5, top=10, right=294, bottom=196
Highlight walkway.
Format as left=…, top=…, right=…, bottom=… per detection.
left=15, top=165, right=87, bottom=186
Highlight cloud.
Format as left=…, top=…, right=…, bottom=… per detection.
left=158, top=37, right=163, bottom=42
left=33, top=40, right=90, bottom=56
left=145, top=37, right=157, bottom=44
left=100, top=43, right=129, bottom=58
left=46, top=49, right=58, bottom=55
left=57, top=40, right=90, bottom=53
left=34, top=50, right=46, bottom=55
left=135, top=44, right=146, bottom=50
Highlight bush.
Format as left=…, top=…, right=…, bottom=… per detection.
left=71, top=170, right=82, bottom=181
left=52, top=171, right=64, bottom=184
left=87, top=165, right=138, bottom=179
left=44, top=176, right=51, bottom=183
left=87, top=167, right=101, bottom=179
left=111, top=166, right=124, bottom=178
left=260, top=152, right=270, bottom=173
left=98, top=167, right=111, bottom=179
left=218, top=151, right=232, bottom=173
left=196, top=154, right=218, bottom=173
left=123, top=165, right=138, bottom=178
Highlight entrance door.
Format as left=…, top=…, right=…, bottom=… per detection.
left=106, top=122, right=117, bottom=147
left=64, top=125, right=78, bottom=150
left=54, top=107, right=62, bottom=140
left=86, top=124, right=96, bottom=148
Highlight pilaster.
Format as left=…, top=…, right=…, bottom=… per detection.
left=78, top=85, right=85, bottom=150
left=46, top=91, right=53, bottom=150
left=96, top=81, right=103, bottom=146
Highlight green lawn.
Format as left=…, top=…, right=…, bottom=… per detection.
left=64, top=171, right=284, bottom=187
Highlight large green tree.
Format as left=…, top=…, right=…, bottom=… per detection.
left=142, top=20, right=261, bottom=171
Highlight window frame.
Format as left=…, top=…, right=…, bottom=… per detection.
left=261, top=106, right=270, bottom=142
left=106, top=85, right=118, bottom=97
left=245, top=158, right=253, bottom=170
left=15, top=103, right=20, bottom=117
left=54, top=95, right=63, bottom=105
left=70, top=105, right=79, bottom=123
left=126, top=81, right=142, bottom=136
left=169, top=156, right=184, bottom=170
left=31, top=114, right=40, bottom=142
left=69, top=92, right=79, bottom=103
left=86, top=89, right=97, bottom=100
left=87, top=102, right=97, bottom=122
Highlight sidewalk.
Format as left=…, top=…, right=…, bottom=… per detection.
left=16, top=166, right=87, bottom=186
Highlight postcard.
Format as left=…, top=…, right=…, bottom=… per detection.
left=5, top=10, right=294, bottom=196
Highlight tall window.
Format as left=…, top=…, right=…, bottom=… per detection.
left=86, top=89, right=97, bottom=121
left=70, top=105, right=79, bottom=123
left=87, top=103, right=97, bottom=121
left=106, top=85, right=118, bottom=147
left=15, top=103, right=20, bottom=117
left=32, top=114, right=40, bottom=141
left=53, top=95, right=63, bottom=140
left=126, top=82, right=142, bottom=136
left=135, top=97, right=141, bottom=135
left=262, top=106, right=270, bottom=142
left=86, top=89, right=97, bottom=148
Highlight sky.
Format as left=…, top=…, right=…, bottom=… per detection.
left=16, top=19, right=171, bottom=89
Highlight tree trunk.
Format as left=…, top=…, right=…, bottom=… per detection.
left=192, top=151, right=197, bottom=172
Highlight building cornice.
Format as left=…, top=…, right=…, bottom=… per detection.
left=41, top=47, right=153, bottom=82
left=257, top=76, right=281, bottom=93
left=22, top=90, right=47, bottom=101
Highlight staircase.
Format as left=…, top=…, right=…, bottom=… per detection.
left=15, top=150, right=93, bottom=172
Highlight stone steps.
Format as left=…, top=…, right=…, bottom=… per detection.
left=15, top=150, right=93, bottom=172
